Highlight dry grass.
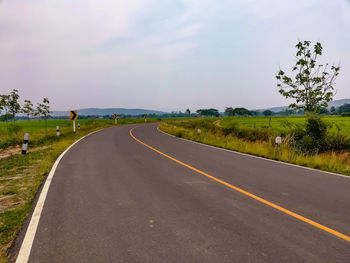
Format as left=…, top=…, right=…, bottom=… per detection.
left=159, top=123, right=350, bottom=176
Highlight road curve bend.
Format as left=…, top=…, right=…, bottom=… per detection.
left=15, top=124, right=350, bottom=263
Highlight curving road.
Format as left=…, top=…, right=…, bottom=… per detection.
left=15, top=124, right=350, bottom=262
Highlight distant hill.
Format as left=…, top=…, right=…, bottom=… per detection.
left=258, top=98, right=350, bottom=112
left=51, top=108, right=167, bottom=117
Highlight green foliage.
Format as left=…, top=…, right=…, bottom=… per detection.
left=263, top=110, right=272, bottom=116
left=225, top=107, right=235, bottom=116
left=341, top=112, right=350, bottom=117
left=276, top=41, right=340, bottom=113
left=8, top=89, right=21, bottom=124
left=337, top=103, right=350, bottom=114
left=225, top=107, right=251, bottom=116
left=22, top=100, right=34, bottom=119
left=196, top=108, right=220, bottom=117
left=159, top=122, right=350, bottom=176
left=164, top=116, right=350, bottom=154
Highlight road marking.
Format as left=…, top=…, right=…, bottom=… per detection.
left=16, top=128, right=108, bottom=263
left=157, top=127, right=350, bottom=179
left=130, top=127, right=350, bottom=243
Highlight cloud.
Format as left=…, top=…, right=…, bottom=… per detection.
left=0, top=0, right=349, bottom=111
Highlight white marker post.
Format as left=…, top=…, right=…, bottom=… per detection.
left=275, top=136, right=282, bottom=146
left=56, top=126, right=60, bottom=136
left=22, top=133, right=29, bottom=154
left=73, top=120, right=76, bottom=133
left=78, top=123, right=80, bottom=130
left=197, top=129, right=201, bottom=135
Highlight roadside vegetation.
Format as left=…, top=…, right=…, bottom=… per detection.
left=160, top=40, right=349, bottom=176
left=159, top=115, right=350, bottom=176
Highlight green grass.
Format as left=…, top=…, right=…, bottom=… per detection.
left=159, top=116, right=350, bottom=176
left=0, top=118, right=162, bottom=149
left=0, top=117, right=164, bottom=262
left=220, top=115, right=350, bottom=135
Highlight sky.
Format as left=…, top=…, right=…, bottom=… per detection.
left=0, top=0, right=350, bottom=112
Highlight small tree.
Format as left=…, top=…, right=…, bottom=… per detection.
left=8, top=89, right=21, bottom=125
left=185, top=109, right=191, bottom=116
left=0, top=94, right=10, bottom=131
left=263, top=110, right=272, bottom=127
left=330, top=106, right=336, bottom=115
left=276, top=41, right=340, bottom=113
left=22, top=99, right=34, bottom=120
left=36, top=98, right=51, bottom=132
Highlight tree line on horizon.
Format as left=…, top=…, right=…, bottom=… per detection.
left=0, top=89, right=51, bottom=130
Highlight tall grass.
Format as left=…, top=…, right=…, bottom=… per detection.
left=159, top=120, right=350, bottom=176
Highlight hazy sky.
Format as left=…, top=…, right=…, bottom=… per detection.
left=1, top=0, right=349, bottom=112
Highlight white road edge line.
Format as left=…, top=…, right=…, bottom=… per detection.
left=156, top=126, right=349, bottom=179
left=15, top=128, right=108, bottom=263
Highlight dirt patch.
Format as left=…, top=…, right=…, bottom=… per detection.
left=0, top=146, right=50, bottom=160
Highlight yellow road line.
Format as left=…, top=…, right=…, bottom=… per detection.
left=129, top=127, right=350, bottom=242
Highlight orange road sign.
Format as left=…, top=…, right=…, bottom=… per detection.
left=70, top=110, right=77, bottom=120
left=114, top=114, right=118, bottom=119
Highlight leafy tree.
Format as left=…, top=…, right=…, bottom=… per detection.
left=319, top=107, right=329, bottom=115
left=276, top=41, right=340, bottom=113
left=330, top=106, right=336, bottom=115
left=196, top=108, right=220, bottom=117
left=185, top=109, right=191, bottom=116
left=263, top=110, right=272, bottom=116
left=36, top=98, right=51, bottom=131
left=22, top=99, right=34, bottom=120
left=0, top=94, right=10, bottom=130
left=233, top=107, right=251, bottom=116
left=8, top=89, right=21, bottom=125
left=263, top=110, right=273, bottom=127
left=337, top=103, right=350, bottom=114
left=225, top=107, right=235, bottom=116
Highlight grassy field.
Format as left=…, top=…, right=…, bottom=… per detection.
left=0, top=117, right=160, bottom=262
left=219, top=116, right=350, bottom=135
left=159, top=116, right=350, bottom=176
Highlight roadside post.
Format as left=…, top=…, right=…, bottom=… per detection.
left=70, top=110, right=78, bottom=132
left=78, top=123, right=80, bottom=130
left=56, top=126, right=60, bottom=136
left=114, top=114, right=118, bottom=124
left=197, top=129, right=201, bottom=135
left=144, top=115, right=147, bottom=122
left=275, top=136, right=282, bottom=146
left=21, top=133, right=29, bottom=154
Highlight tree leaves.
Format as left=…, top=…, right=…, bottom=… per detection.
left=276, top=41, right=340, bottom=113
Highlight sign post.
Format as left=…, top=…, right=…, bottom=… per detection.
left=114, top=114, right=118, bottom=124
left=70, top=110, right=78, bottom=132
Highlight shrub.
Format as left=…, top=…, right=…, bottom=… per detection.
left=175, top=131, right=183, bottom=138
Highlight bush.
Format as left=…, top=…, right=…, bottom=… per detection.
left=292, top=114, right=328, bottom=153
left=341, top=112, right=350, bottom=117
left=175, top=131, right=183, bottom=138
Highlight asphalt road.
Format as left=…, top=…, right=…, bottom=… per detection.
left=16, top=124, right=350, bottom=262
